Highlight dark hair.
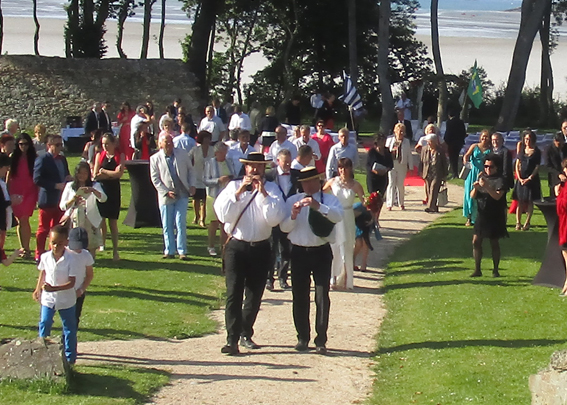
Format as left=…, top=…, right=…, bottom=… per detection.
left=554, top=132, right=564, bottom=142
left=523, top=129, right=537, bottom=145
left=338, top=157, right=354, bottom=178
left=297, top=144, right=313, bottom=158
left=196, top=130, right=212, bottom=144
left=120, top=101, right=131, bottom=114
left=0, top=152, right=11, bottom=168
left=50, top=224, right=69, bottom=239
left=373, top=132, right=386, bottom=145
left=0, top=133, right=14, bottom=145
left=562, top=158, right=567, bottom=170
left=71, top=161, right=93, bottom=191
left=10, top=132, right=36, bottom=177
left=483, top=153, right=503, bottom=175
left=46, top=134, right=62, bottom=145
left=165, top=105, right=176, bottom=115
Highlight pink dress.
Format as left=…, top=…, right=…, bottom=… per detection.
left=117, top=110, right=136, bottom=160
left=9, top=157, right=38, bottom=218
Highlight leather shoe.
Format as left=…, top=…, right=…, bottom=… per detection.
left=266, top=279, right=274, bottom=291
left=492, top=270, right=501, bottom=278
left=179, top=254, right=188, bottom=261
left=162, top=254, right=174, bottom=259
left=470, top=271, right=482, bottom=277
left=239, top=336, right=260, bottom=349
left=279, top=279, right=291, bottom=290
left=220, top=343, right=239, bottom=355
left=294, top=340, right=309, bottom=351
left=315, top=345, right=327, bottom=355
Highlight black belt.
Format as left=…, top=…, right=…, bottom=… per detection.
left=292, top=243, right=329, bottom=252
left=231, top=238, right=270, bottom=247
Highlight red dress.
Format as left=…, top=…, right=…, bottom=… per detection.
left=557, top=183, right=567, bottom=246
left=9, top=157, right=38, bottom=218
left=312, top=133, right=335, bottom=174
left=117, top=110, right=135, bottom=161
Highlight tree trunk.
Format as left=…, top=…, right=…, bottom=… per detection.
left=281, top=0, right=299, bottom=102
left=378, top=0, right=394, bottom=134
left=158, top=0, right=166, bottom=59
left=65, top=0, right=79, bottom=57
left=431, top=0, right=448, bottom=126
left=187, top=0, right=223, bottom=100
left=348, top=0, right=357, bottom=84
left=206, top=20, right=216, bottom=90
left=0, top=0, right=4, bottom=55
left=140, top=0, right=154, bottom=59
left=539, top=0, right=554, bottom=127
left=496, top=0, right=548, bottom=131
left=116, top=0, right=129, bottom=58
left=235, top=8, right=259, bottom=105
left=33, top=0, right=40, bottom=56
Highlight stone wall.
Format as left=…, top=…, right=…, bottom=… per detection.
left=0, top=55, right=201, bottom=133
left=530, top=350, right=567, bottom=404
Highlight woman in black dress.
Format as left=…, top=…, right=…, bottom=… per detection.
left=93, top=133, right=125, bottom=261
left=365, top=132, right=393, bottom=226
left=512, top=129, right=541, bottom=231
left=470, top=153, right=508, bottom=277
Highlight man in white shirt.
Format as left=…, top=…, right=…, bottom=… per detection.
left=227, top=130, right=255, bottom=177
left=395, top=91, right=412, bottom=121
left=227, top=105, right=252, bottom=132
left=130, top=105, right=150, bottom=149
left=266, top=126, right=297, bottom=165
left=291, top=125, right=320, bottom=166
left=214, top=152, right=285, bottom=355
left=291, top=144, right=313, bottom=171
left=326, top=128, right=359, bottom=180
left=280, top=166, right=343, bottom=355
left=198, top=106, right=227, bottom=143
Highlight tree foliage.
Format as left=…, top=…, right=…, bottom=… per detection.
left=65, top=0, right=112, bottom=58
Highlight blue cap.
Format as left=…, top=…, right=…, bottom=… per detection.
left=68, top=227, right=89, bottom=250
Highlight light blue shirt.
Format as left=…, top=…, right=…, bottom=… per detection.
left=173, top=133, right=197, bottom=154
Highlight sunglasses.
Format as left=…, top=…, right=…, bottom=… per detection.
left=18, top=142, right=29, bottom=146
left=484, top=165, right=495, bottom=169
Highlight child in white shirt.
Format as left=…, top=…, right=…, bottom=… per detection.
left=32, top=225, right=78, bottom=364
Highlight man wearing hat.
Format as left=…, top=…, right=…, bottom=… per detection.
left=214, top=152, right=285, bottom=355
left=280, top=166, right=343, bottom=355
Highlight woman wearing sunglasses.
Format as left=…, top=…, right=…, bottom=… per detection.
left=470, top=153, right=508, bottom=277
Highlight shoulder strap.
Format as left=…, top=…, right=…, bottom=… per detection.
left=228, top=189, right=258, bottom=239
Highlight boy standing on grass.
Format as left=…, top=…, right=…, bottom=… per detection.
left=32, top=225, right=78, bottom=364
left=67, top=227, right=94, bottom=327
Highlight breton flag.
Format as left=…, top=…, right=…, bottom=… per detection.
left=340, top=71, right=363, bottom=111
left=467, top=60, right=483, bottom=109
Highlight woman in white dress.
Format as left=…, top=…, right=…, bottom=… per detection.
left=385, top=123, right=413, bottom=210
left=323, top=157, right=365, bottom=290
left=189, top=130, right=215, bottom=227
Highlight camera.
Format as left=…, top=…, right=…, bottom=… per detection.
left=245, top=184, right=253, bottom=192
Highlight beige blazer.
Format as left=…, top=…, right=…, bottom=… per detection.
left=150, top=148, right=196, bottom=206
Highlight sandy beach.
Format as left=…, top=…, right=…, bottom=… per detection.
left=3, top=16, right=567, bottom=99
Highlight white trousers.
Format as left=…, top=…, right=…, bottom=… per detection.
left=386, top=161, right=408, bottom=208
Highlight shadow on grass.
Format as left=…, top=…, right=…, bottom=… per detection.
left=70, top=365, right=169, bottom=404
left=87, top=286, right=218, bottom=306
left=0, top=323, right=165, bottom=340
left=385, top=276, right=533, bottom=292
left=95, top=257, right=220, bottom=275
left=379, top=338, right=567, bottom=354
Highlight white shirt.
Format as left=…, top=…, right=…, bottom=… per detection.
left=173, top=133, right=197, bottom=154
left=0, top=180, right=12, bottom=231
left=291, top=160, right=306, bottom=170
left=59, top=181, right=107, bottom=228
left=130, top=114, right=148, bottom=148
left=325, top=142, right=360, bottom=180
left=228, top=112, right=252, bottom=131
left=291, top=137, right=320, bottom=167
left=68, top=248, right=94, bottom=292
left=280, top=191, right=343, bottom=246
left=266, top=139, right=298, bottom=163
left=39, top=250, right=77, bottom=310
left=396, top=98, right=412, bottom=121
left=198, top=116, right=226, bottom=143
left=276, top=166, right=292, bottom=196
left=226, top=144, right=255, bottom=176
left=214, top=180, right=285, bottom=242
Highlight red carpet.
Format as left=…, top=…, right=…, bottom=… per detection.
left=405, top=167, right=424, bottom=187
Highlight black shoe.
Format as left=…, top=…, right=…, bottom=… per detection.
left=492, top=270, right=501, bottom=278
left=220, top=343, right=239, bottom=355
left=162, top=254, right=175, bottom=259
left=239, top=336, right=260, bottom=349
left=294, top=340, right=309, bottom=351
left=279, top=279, right=291, bottom=290
left=315, top=345, right=327, bottom=355
left=470, top=271, right=482, bottom=277
left=266, top=279, right=274, bottom=291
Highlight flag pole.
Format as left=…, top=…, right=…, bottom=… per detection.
left=349, top=106, right=356, bottom=133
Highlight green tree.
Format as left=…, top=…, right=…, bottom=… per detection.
left=65, top=0, right=112, bottom=58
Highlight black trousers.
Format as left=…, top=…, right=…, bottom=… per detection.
left=268, top=226, right=291, bottom=282
left=290, top=244, right=333, bottom=346
left=447, top=143, right=462, bottom=177
left=76, top=292, right=86, bottom=326
left=224, top=238, right=271, bottom=344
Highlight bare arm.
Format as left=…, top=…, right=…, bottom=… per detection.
left=33, top=270, right=46, bottom=302
left=353, top=181, right=365, bottom=203
left=77, top=265, right=94, bottom=296
left=462, top=143, right=476, bottom=165
left=322, top=178, right=334, bottom=192
left=2, top=249, right=22, bottom=267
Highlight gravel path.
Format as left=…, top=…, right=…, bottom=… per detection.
left=78, top=183, right=464, bottom=405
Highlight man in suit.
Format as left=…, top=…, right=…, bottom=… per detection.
left=545, top=132, right=567, bottom=197
left=444, top=108, right=467, bottom=178
left=393, top=109, right=413, bottom=141
left=84, top=102, right=110, bottom=135
left=150, top=134, right=196, bottom=260
left=491, top=131, right=514, bottom=191
left=212, top=98, right=228, bottom=124
left=265, top=149, right=298, bottom=291
left=33, top=135, right=71, bottom=261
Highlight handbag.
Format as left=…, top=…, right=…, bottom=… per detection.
left=459, top=162, right=471, bottom=179
left=437, top=182, right=448, bottom=206
left=220, top=190, right=258, bottom=275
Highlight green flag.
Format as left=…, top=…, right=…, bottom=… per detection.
left=467, top=61, right=483, bottom=109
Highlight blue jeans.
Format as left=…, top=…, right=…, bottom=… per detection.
left=159, top=197, right=188, bottom=255
left=39, top=305, right=77, bottom=364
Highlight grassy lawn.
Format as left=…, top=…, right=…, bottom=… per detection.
left=0, top=155, right=224, bottom=402
left=371, top=204, right=566, bottom=404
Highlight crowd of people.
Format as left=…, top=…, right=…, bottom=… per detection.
left=7, top=94, right=567, bottom=360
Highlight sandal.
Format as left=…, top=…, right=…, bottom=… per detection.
left=199, top=220, right=206, bottom=228
left=522, top=223, right=530, bottom=231
left=465, top=219, right=472, bottom=227
left=515, top=223, right=521, bottom=231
